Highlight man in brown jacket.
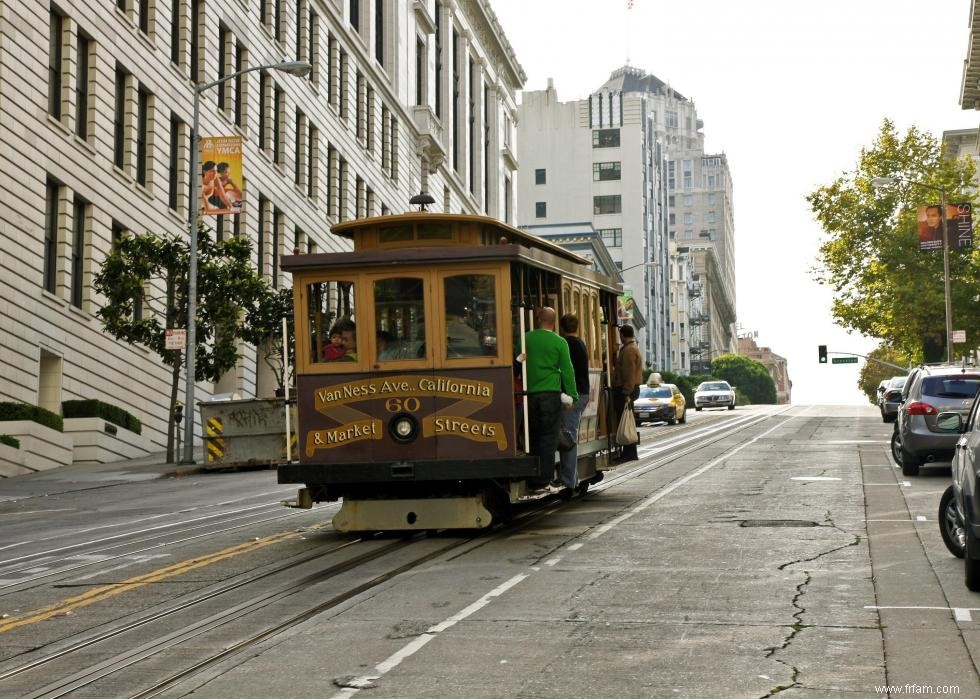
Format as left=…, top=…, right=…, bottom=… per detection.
left=614, top=324, right=643, bottom=462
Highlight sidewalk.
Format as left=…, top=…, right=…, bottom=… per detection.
left=0, top=449, right=209, bottom=500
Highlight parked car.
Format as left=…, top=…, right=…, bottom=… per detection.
left=877, top=375, right=907, bottom=423
left=634, top=383, right=686, bottom=425
left=936, top=393, right=980, bottom=590
left=891, top=365, right=980, bottom=476
left=694, top=381, right=736, bottom=411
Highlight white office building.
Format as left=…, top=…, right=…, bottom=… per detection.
left=0, top=0, right=524, bottom=457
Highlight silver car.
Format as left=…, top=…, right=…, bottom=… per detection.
left=877, top=375, right=906, bottom=423
left=693, top=381, right=736, bottom=411
left=892, top=366, right=980, bottom=476
left=936, top=394, right=980, bottom=590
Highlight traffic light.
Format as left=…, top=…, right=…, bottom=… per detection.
left=818, top=345, right=828, bottom=364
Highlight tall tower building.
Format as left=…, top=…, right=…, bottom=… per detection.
left=517, top=77, right=670, bottom=369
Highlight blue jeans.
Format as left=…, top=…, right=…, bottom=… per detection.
left=558, top=394, right=589, bottom=489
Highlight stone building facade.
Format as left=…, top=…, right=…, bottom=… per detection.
left=0, top=0, right=524, bottom=454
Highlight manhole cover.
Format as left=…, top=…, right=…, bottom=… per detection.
left=739, top=519, right=819, bottom=528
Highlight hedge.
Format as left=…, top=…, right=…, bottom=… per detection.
left=0, top=403, right=64, bottom=432
left=62, top=399, right=142, bottom=435
left=0, top=435, right=19, bottom=449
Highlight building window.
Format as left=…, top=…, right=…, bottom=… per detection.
left=113, top=65, right=128, bottom=169
left=667, top=161, right=675, bottom=190
left=682, top=159, right=692, bottom=189
left=294, top=110, right=306, bottom=186
left=274, top=85, right=284, bottom=165
left=71, top=197, right=86, bottom=308
left=296, top=0, right=307, bottom=63
left=75, top=33, right=91, bottom=139
left=708, top=193, right=716, bottom=205
left=593, top=195, right=621, bottom=215
left=451, top=28, right=459, bottom=171
left=48, top=9, right=63, bottom=119
left=535, top=168, right=546, bottom=185
left=44, top=178, right=60, bottom=294
left=375, top=0, right=384, bottom=65
left=668, top=213, right=675, bottom=225
left=593, top=162, right=621, bottom=181
left=391, top=117, right=398, bottom=182
left=381, top=104, right=390, bottom=173
left=366, top=86, right=376, bottom=152
left=189, top=0, right=201, bottom=82
left=666, top=111, right=678, bottom=128
left=257, top=194, right=268, bottom=275
left=136, top=85, right=151, bottom=186
left=599, top=228, right=622, bottom=247
left=327, top=145, right=337, bottom=216
left=355, top=175, right=365, bottom=218
left=683, top=212, right=693, bottom=225
left=328, top=34, right=338, bottom=107
left=138, top=0, right=150, bottom=34
left=168, top=112, right=182, bottom=210
left=707, top=211, right=716, bottom=224
left=592, top=129, right=620, bottom=148
left=339, top=50, right=349, bottom=119
left=308, top=123, right=318, bottom=199
left=350, top=0, right=359, bottom=31
left=272, top=207, right=282, bottom=288
left=355, top=72, right=365, bottom=142
left=415, top=35, right=425, bottom=105
left=217, top=24, right=230, bottom=110
left=683, top=194, right=693, bottom=206
left=309, top=11, right=320, bottom=87
left=234, top=43, right=246, bottom=127
left=535, top=202, right=546, bottom=218
left=434, top=0, right=442, bottom=118
left=338, top=157, right=349, bottom=221
left=259, top=72, right=270, bottom=151
left=170, top=0, right=181, bottom=65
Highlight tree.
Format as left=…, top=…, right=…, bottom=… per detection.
left=241, top=287, right=295, bottom=395
left=807, top=120, right=980, bottom=362
left=857, top=344, right=911, bottom=404
left=711, top=354, right=776, bottom=404
left=93, top=225, right=269, bottom=463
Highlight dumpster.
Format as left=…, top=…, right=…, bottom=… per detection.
left=199, top=398, right=297, bottom=470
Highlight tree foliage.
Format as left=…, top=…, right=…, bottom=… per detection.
left=241, top=287, right=296, bottom=393
left=710, top=354, right=777, bottom=404
left=808, top=120, right=980, bottom=362
left=857, top=344, right=912, bottom=404
left=93, top=225, right=269, bottom=462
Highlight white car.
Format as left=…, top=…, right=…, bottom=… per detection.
left=694, top=380, right=736, bottom=411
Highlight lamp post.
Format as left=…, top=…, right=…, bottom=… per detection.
left=182, top=59, right=311, bottom=464
left=870, top=176, right=954, bottom=364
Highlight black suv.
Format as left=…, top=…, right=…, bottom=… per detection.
left=892, top=365, right=980, bottom=476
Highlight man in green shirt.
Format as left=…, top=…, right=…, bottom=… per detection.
left=524, top=307, right=578, bottom=487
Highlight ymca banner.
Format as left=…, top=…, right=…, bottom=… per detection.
left=200, top=136, right=244, bottom=216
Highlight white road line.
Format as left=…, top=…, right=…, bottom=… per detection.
left=916, top=515, right=928, bottom=522
left=330, top=573, right=530, bottom=698
left=866, top=605, right=976, bottom=622
left=567, top=543, right=583, bottom=551
left=543, top=557, right=560, bottom=567
left=791, top=476, right=842, bottom=482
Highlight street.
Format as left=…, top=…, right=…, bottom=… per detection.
left=0, top=405, right=976, bottom=698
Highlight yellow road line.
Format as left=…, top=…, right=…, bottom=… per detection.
left=0, top=530, right=299, bottom=634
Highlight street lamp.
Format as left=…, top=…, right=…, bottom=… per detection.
left=182, top=59, right=311, bottom=464
left=619, top=260, right=660, bottom=274
left=870, top=176, right=954, bottom=364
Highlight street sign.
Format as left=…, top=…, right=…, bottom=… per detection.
left=831, top=357, right=858, bottom=364
left=953, top=330, right=967, bottom=343
left=165, top=328, right=187, bottom=351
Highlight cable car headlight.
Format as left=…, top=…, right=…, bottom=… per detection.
left=389, top=413, right=419, bottom=443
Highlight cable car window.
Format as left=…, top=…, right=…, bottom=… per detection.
left=418, top=223, right=453, bottom=240
left=308, top=280, right=357, bottom=364
left=374, top=277, right=426, bottom=360
left=379, top=225, right=413, bottom=242
left=444, top=274, right=498, bottom=358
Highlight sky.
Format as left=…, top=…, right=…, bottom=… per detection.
left=488, top=0, right=979, bottom=404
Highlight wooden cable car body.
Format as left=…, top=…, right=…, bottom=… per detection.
left=279, top=212, right=622, bottom=531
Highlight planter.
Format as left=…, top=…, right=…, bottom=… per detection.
left=0, top=441, right=30, bottom=478
left=63, top=417, right=154, bottom=465
left=0, top=420, right=73, bottom=473
left=199, top=398, right=297, bottom=470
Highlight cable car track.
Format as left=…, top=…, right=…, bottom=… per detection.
left=0, top=407, right=790, bottom=698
